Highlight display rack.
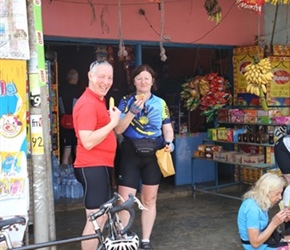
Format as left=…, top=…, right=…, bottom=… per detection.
left=191, top=120, right=286, bottom=200
left=46, top=58, right=60, bottom=160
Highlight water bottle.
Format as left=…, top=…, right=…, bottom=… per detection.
left=66, top=179, right=72, bottom=198
left=53, top=178, right=61, bottom=200
left=61, top=178, right=67, bottom=198
left=78, top=182, right=84, bottom=198
left=71, top=179, right=78, bottom=199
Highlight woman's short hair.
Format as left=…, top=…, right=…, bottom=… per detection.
left=243, top=173, right=285, bottom=211
left=129, top=64, right=158, bottom=92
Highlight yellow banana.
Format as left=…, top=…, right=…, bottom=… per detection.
left=261, top=84, right=267, bottom=94
left=250, top=85, right=255, bottom=95
left=246, top=84, right=252, bottom=93
left=109, top=97, right=115, bottom=108
left=254, top=86, right=260, bottom=96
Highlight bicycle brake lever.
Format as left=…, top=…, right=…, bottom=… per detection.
left=134, top=197, right=148, bottom=210
left=117, top=194, right=125, bottom=203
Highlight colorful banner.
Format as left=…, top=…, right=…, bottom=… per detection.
left=0, top=59, right=29, bottom=248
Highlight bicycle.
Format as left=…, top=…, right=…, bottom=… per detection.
left=0, top=192, right=146, bottom=250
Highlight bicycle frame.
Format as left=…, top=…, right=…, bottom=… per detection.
left=1, top=193, right=146, bottom=250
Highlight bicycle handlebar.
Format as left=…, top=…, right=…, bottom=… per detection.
left=111, top=193, right=135, bottom=235
left=89, top=192, right=136, bottom=235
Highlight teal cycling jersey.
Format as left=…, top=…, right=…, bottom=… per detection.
left=118, top=93, right=171, bottom=139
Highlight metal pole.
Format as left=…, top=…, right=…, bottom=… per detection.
left=26, top=0, right=56, bottom=249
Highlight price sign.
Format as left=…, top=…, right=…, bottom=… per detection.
left=30, top=114, right=44, bottom=155
left=31, top=133, right=44, bottom=155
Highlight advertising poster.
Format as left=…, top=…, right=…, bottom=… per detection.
left=232, top=46, right=264, bottom=106
left=0, top=59, right=28, bottom=248
left=0, top=0, right=30, bottom=60
left=267, top=56, right=290, bottom=106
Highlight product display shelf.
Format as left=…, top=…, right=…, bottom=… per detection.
left=203, top=138, right=275, bottom=147
left=216, top=121, right=283, bottom=127
left=191, top=155, right=275, bottom=200
left=191, top=120, right=283, bottom=200
left=192, top=156, right=273, bottom=169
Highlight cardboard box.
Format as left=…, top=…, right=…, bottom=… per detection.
left=234, top=166, right=263, bottom=184
left=213, top=151, right=227, bottom=162
left=233, top=153, right=250, bottom=164
left=225, top=151, right=240, bottom=163
left=241, top=154, right=265, bottom=165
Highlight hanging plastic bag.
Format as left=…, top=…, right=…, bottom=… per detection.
left=235, top=0, right=265, bottom=15
left=155, top=148, right=175, bottom=178
left=60, top=114, right=74, bottom=129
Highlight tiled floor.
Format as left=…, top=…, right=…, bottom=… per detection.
left=53, top=180, right=253, bottom=250
left=23, top=178, right=282, bottom=250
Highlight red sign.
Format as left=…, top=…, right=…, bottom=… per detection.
left=273, top=70, right=290, bottom=84
left=235, top=0, right=265, bottom=15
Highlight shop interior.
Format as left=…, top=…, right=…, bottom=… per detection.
left=45, top=42, right=233, bottom=188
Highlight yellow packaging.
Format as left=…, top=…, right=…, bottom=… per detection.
left=232, top=46, right=264, bottom=104
left=268, top=56, right=290, bottom=101
left=273, top=45, right=290, bottom=57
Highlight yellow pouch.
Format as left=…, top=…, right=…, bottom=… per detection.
left=155, top=148, right=175, bottom=178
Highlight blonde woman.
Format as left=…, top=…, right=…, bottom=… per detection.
left=237, top=173, right=290, bottom=250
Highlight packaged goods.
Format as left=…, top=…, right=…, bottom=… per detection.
left=213, top=151, right=227, bottom=162
left=241, top=154, right=264, bottom=165
left=243, top=110, right=257, bottom=123
left=229, top=109, right=244, bottom=123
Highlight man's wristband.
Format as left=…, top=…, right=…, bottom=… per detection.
left=166, top=141, right=175, bottom=152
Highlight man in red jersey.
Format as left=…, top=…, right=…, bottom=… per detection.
left=73, top=60, right=121, bottom=250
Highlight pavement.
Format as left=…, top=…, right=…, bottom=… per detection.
left=52, top=177, right=262, bottom=250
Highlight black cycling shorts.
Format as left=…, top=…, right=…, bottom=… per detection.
left=117, top=140, right=162, bottom=189
left=74, top=166, right=112, bottom=209
left=274, top=138, right=290, bottom=174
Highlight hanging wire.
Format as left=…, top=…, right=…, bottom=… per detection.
left=286, top=4, right=289, bottom=45
left=159, top=0, right=167, bottom=61
left=117, top=0, right=127, bottom=59
left=189, top=1, right=236, bottom=44
left=257, top=15, right=261, bottom=41
left=87, top=0, right=96, bottom=24
left=194, top=48, right=200, bottom=74
left=100, top=5, right=110, bottom=34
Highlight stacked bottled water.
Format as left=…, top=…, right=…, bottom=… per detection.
left=52, top=155, right=84, bottom=200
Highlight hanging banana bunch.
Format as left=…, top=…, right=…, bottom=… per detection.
left=244, top=57, right=273, bottom=110
left=264, top=0, right=290, bottom=4
left=204, top=0, right=222, bottom=24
